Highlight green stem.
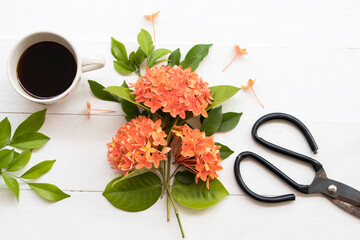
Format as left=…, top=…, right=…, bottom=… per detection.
left=1, top=170, right=28, bottom=184
left=135, top=66, right=141, bottom=77
left=1, top=140, right=11, bottom=149
left=166, top=117, right=179, bottom=222
left=170, top=165, right=181, bottom=179
left=158, top=168, right=185, bottom=238
left=166, top=153, right=171, bottom=221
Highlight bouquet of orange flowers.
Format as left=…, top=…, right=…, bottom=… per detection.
left=88, top=29, right=241, bottom=238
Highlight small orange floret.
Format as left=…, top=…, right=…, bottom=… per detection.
left=86, top=101, right=115, bottom=119
left=172, top=124, right=223, bottom=189
left=107, top=116, right=169, bottom=175
left=242, top=79, right=264, bottom=108
left=222, top=44, right=248, bottom=72
left=144, top=11, right=160, bottom=42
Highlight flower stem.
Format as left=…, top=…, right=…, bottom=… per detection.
left=152, top=16, right=156, bottom=43
left=135, top=68, right=141, bottom=77
left=164, top=177, right=185, bottom=238
left=167, top=153, right=171, bottom=222
left=250, top=87, right=265, bottom=108
left=158, top=168, right=185, bottom=238
left=170, top=165, right=181, bottom=179
left=166, top=117, right=179, bottom=222
left=222, top=52, right=240, bottom=72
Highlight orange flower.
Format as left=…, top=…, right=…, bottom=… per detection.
left=222, top=44, right=248, bottom=72
left=107, top=116, right=169, bottom=175
left=172, top=124, right=223, bottom=189
left=129, top=65, right=213, bottom=119
left=87, top=101, right=115, bottom=119
left=242, top=79, right=264, bottom=108
left=144, top=11, right=160, bottom=42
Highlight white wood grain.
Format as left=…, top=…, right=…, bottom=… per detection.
left=1, top=0, right=360, bottom=239
left=0, top=191, right=358, bottom=240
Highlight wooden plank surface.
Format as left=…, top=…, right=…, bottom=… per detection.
left=0, top=0, right=359, bottom=239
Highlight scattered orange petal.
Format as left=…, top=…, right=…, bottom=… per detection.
left=86, top=101, right=115, bottom=119
left=242, top=79, right=264, bottom=108
left=144, top=11, right=160, bottom=43
left=144, top=11, right=160, bottom=19
left=87, top=101, right=92, bottom=119
left=222, top=44, right=248, bottom=72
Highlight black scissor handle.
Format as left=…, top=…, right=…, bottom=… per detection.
left=251, top=112, right=323, bottom=172
left=234, top=151, right=309, bottom=203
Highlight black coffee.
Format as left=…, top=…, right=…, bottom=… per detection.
left=17, top=41, right=77, bottom=99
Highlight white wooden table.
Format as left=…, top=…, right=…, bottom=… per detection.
left=1, top=0, right=359, bottom=239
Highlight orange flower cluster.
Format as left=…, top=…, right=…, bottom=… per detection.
left=172, top=124, right=223, bottom=189
left=107, top=116, right=170, bottom=175
left=129, top=65, right=213, bottom=119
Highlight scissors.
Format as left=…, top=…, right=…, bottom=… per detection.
left=234, top=112, right=360, bottom=218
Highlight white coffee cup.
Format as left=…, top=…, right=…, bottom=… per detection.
left=7, top=31, right=105, bottom=104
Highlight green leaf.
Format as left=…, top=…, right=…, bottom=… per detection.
left=140, top=109, right=154, bottom=119
left=105, top=86, right=135, bottom=103
left=207, top=85, right=241, bottom=110
left=172, top=171, right=229, bottom=209
left=135, top=47, right=146, bottom=65
left=103, top=172, right=162, bottom=212
left=137, top=29, right=155, bottom=57
left=200, top=106, right=223, bottom=136
left=111, top=167, right=151, bottom=187
left=104, top=86, right=149, bottom=111
left=168, top=48, right=181, bottom=66
left=147, top=48, right=172, bottom=68
left=0, top=149, right=14, bottom=168
left=121, top=81, right=129, bottom=88
left=175, top=170, right=195, bottom=185
left=121, top=101, right=140, bottom=120
left=111, top=37, right=128, bottom=62
left=10, top=132, right=50, bottom=149
left=104, top=86, right=156, bottom=118
left=119, top=81, right=140, bottom=120
left=13, top=109, right=47, bottom=139
left=21, top=160, right=56, bottom=179
left=215, top=142, right=234, bottom=160
left=180, top=44, right=212, bottom=71
left=7, top=149, right=32, bottom=172
left=89, top=80, right=140, bottom=119
left=0, top=117, right=11, bottom=148
left=218, top=112, right=243, bottom=132
left=184, top=44, right=212, bottom=60
left=2, top=172, right=19, bottom=201
left=200, top=114, right=205, bottom=124
left=179, top=56, right=201, bottom=72
left=13, top=151, right=20, bottom=159
left=113, top=60, right=135, bottom=75
left=88, top=80, right=119, bottom=102
left=153, top=59, right=168, bottom=66
left=129, top=51, right=135, bottom=63
left=28, top=183, right=70, bottom=201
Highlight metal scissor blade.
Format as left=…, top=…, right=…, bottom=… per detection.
left=330, top=198, right=360, bottom=219
left=309, top=176, right=360, bottom=218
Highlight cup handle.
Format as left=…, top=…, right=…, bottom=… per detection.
left=81, top=55, right=105, bottom=73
